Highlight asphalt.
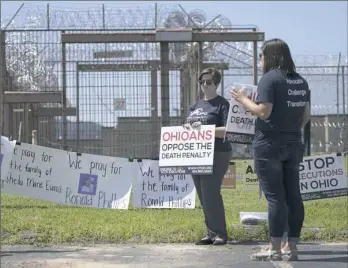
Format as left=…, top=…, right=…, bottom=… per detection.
left=1, top=242, right=347, bottom=268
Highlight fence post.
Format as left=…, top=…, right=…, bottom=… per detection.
left=0, top=30, right=6, bottom=137
left=252, top=28, right=258, bottom=86
left=160, top=41, right=170, bottom=127
left=32, top=129, right=37, bottom=145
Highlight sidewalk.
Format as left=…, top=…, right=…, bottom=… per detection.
left=1, top=242, right=347, bottom=268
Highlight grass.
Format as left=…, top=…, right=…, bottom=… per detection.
left=1, top=181, right=347, bottom=246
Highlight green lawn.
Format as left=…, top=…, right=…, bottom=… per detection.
left=1, top=181, right=347, bottom=246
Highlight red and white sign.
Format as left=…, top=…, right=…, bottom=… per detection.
left=159, top=125, right=215, bottom=175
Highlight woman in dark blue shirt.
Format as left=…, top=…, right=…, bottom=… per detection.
left=184, top=67, right=232, bottom=246
left=230, top=39, right=310, bottom=261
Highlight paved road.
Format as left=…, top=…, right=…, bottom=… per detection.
left=1, top=242, right=347, bottom=268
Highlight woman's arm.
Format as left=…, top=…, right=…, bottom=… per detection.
left=215, top=127, right=226, bottom=138
left=240, top=98, right=273, bottom=120
left=301, top=101, right=311, bottom=129
left=231, top=74, right=275, bottom=120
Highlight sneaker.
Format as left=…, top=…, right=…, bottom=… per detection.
left=213, top=238, right=227, bottom=246
left=251, top=248, right=283, bottom=261
left=195, top=236, right=213, bottom=245
left=281, top=245, right=299, bottom=261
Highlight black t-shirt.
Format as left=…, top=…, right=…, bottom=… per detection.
left=186, top=95, right=232, bottom=152
left=253, top=69, right=310, bottom=148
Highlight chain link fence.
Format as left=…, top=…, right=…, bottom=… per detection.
left=1, top=3, right=347, bottom=159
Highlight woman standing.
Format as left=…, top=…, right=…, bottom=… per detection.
left=184, top=67, right=232, bottom=246
left=230, top=39, right=311, bottom=261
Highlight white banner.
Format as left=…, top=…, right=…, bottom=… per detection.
left=1, top=142, right=133, bottom=209
left=159, top=125, right=215, bottom=175
left=133, top=160, right=196, bottom=209
left=225, top=84, right=257, bottom=144
left=0, top=136, right=16, bottom=181
left=299, top=154, right=347, bottom=200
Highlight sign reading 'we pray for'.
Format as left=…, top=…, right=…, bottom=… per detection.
left=0, top=136, right=196, bottom=210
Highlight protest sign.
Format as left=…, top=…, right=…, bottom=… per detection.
left=0, top=136, right=16, bottom=180
left=1, top=142, right=133, bottom=209
left=242, top=160, right=259, bottom=191
left=241, top=154, right=348, bottom=201
left=222, top=161, right=236, bottom=189
left=159, top=125, right=215, bottom=175
left=133, top=160, right=196, bottom=209
left=299, top=154, right=347, bottom=201
left=225, top=84, right=257, bottom=144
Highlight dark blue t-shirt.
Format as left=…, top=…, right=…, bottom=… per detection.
left=186, top=95, right=232, bottom=152
left=253, top=69, right=310, bottom=148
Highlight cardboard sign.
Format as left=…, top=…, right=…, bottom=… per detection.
left=133, top=160, right=196, bottom=209
left=222, top=161, right=236, bottom=189
left=0, top=136, right=16, bottom=181
left=1, top=142, right=133, bottom=209
left=225, top=84, right=257, bottom=144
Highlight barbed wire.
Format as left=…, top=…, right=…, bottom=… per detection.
left=2, top=3, right=347, bottom=159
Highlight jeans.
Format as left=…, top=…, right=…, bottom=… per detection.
left=192, top=150, right=232, bottom=241
left=253, top=142, right=305, bottom=242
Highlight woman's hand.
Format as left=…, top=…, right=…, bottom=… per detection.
left=182, top=123, right=191, bottom=130
left=229, top=88, right=248, bottom=104
left=191, top=121, right=202, bottom=130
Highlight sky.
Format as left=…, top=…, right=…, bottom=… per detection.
left=1, top=1, right=348, bottom=129
left=2, top=1, right=347, bottom=55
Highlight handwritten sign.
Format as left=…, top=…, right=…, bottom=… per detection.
left=0, top=136, right=16, bottom=180
left=65, top=152, right=133, bottom=209
left=133, top=160, right=196, bottom=209
left=159, top=125, right=215, bottom=175
left=299, top=154, right=347, bottom=201
left=1, top=142, right=133, bottom=209
left=225, top=84, right=257, bottom=144
left=222, top=162, right=236, bottom=189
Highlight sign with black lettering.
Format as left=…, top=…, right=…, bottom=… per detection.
left=0, top=136, right=16, bottom=181
left=159, top=125, right=215, bottom=175
left=133, top=160, right=196, bottom=209
left=1, top=142, right=134, bottom=209
left=242, top=160, right=259, bottom=191
left=225, top=84, right=257, bottom=144
left=241, top=154, right=348, bottom=201
left=299, top=154, right=347, bottom=201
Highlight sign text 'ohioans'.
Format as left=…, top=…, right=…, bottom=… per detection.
left=225, top=84, right=257, bottom=144
left=299, top=154, right=347, bottom=201
left=159, top=125, right=215, bottom=175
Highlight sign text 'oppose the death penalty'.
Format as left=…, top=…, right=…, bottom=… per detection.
left=159, top=125, right=215, bottom=175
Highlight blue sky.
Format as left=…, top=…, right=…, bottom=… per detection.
left=1, top=1, right=348, bottom=127
left=2, top=1, right=347, bottom=55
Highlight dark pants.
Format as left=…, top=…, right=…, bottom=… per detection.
left=192, top=150, right=232, bottom=241
left=253, top=143, right=304, bottom=242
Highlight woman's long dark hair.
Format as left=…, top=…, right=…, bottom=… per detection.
left=261, top=38, right=296, bottom=75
